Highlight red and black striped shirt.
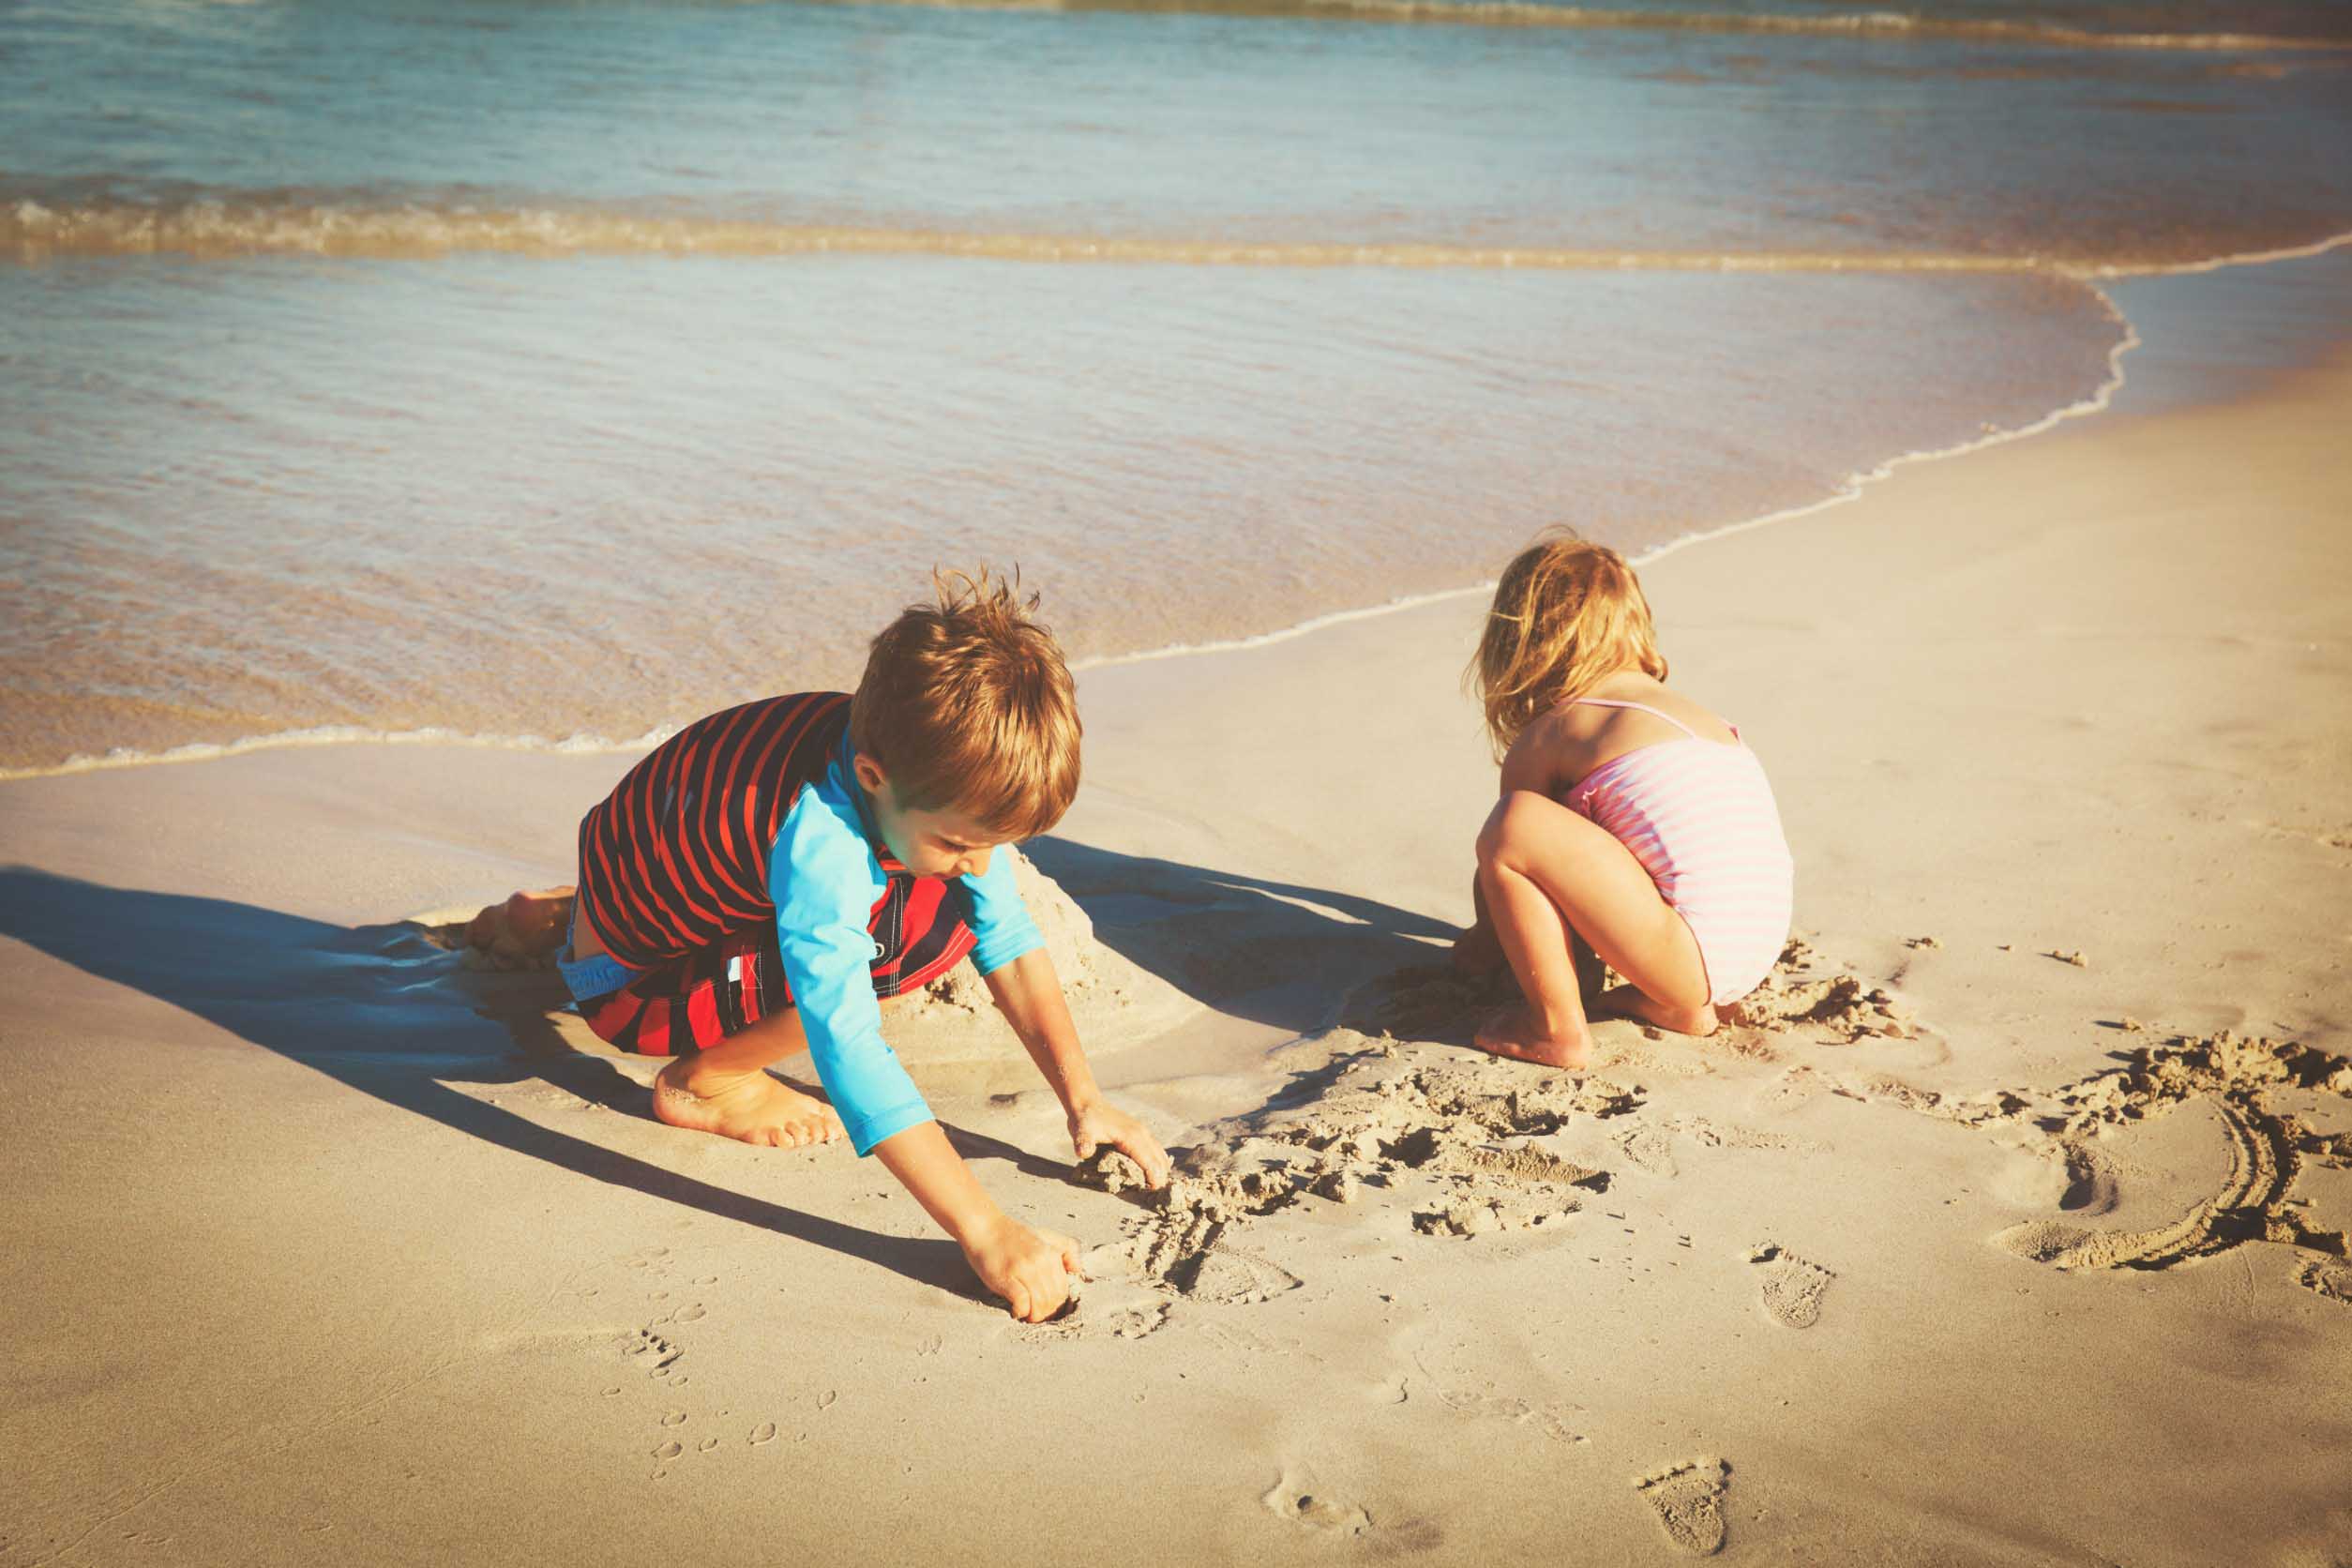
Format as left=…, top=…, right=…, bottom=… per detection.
left=576, top=692, right=853, bottom=971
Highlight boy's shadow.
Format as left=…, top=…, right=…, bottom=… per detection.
left=0, top=844, right=1460, bottom=1288
left=1023, top=837, right=1456, bottom=1037
left=0, top=866, right=977, bottom=1300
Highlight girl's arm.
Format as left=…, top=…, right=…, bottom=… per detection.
left=1497, top=713, right=1567, bottom=798
left=1455, top=721, right=1562, bottom=972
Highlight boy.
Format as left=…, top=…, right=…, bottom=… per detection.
left=475, top=571, right=1168, bottom=1323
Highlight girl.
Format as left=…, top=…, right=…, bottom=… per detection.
left=1454, top=532, right=1793, bottom=1068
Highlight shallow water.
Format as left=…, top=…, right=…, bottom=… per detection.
left=3, top=0, right=2349, bottom=770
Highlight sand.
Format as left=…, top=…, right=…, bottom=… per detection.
left=4, top=253, right=2350, bottom=1566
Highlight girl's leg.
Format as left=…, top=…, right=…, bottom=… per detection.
left=1472, top=790, right=1711, bottom=1067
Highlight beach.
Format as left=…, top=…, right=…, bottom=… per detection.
left=5, top=246, right=2348, bottom=1564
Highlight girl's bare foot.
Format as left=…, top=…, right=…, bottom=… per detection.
left=651, top=1059, right=845, bottom=1149
left=1472, top=1003, right=1592, bottom=1069
left=1602, top=985, right=1720, bottom=1038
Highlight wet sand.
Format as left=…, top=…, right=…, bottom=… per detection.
left=3, top=263, right=2349, bottom=1565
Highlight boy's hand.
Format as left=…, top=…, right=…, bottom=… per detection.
left=1069, top=1102, right=1171, bottom=1189
left=962, top=1214, right=1083, bottom=1323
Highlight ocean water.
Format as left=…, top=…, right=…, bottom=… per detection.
left=3, top=0, right=2349, bottom=772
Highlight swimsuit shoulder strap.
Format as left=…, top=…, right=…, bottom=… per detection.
left=1564, top=696, right=1703, bottom=741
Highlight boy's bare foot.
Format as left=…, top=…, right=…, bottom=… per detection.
left=651, top=1059, right=845, bottom=1149
left=1472, top=1003, right=1592, bottom=1069
left=1602, top=986, right=1720, bottom=1038
left=466, top=886, right=576, bottom=959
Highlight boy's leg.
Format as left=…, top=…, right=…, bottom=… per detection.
left=1472, top=790, right=1712, bottom=1066
left=650, top=1006, right=848, bottom=1150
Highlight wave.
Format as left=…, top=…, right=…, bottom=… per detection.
left=727, top=0, right=2352, bottom=49
left=0, top=196, right=2285, bottom=275
left=0, top=722, right=681, bottom=785
left=647, top=0, right=2352, bottom=49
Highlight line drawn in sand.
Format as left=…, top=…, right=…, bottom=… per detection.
left=1827, top=1031, right=2352, bottom=1274
left=1635, top=1456, right=1732, bottom=1556
left=1984, top=1033, right=2352, bottom=1271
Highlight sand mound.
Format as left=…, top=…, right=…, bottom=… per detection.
left=420, top=847, right=1199, bottom=1065
left=1110, top=1031, right=1636, bottom=1294
left=886, top=846, right=1199, bottom=1063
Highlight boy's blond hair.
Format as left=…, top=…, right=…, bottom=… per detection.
left=1470, top=530, right=1668, bottom=759
left=852, top=569, right=1081, bottom=841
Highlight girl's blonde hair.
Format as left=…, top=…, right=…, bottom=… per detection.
left=1470, top=530, right=1668, bottom=758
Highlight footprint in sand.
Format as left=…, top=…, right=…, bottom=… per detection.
left=1262, top=1472, right=1375, bottom=1537
left=1178, top=1245, right=1302, bottom=1306
left=2297, top=1257, right=2352, bottom=1305
left=1635, top=1456, right=1730, bottom=1556
left=1748, top=1244, right=1833, bottom=1329
left=619, top=1326, right=683, bottom=1376
left=1615, top=1123, right=1679, bottom=1178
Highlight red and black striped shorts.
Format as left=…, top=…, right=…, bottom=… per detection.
left=577, top=874, right=977, bottom=1058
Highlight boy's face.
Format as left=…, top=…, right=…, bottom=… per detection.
left=852, top=753, right=1003, bottom=880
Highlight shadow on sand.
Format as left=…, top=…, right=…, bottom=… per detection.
left=0, top=847, right=1456, bottom=1296
left=1023, top=836, right=1457, bottom=1038
left=0, top=865, right=983, bottom=1300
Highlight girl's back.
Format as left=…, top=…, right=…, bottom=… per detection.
left=1504, top=671, right=1738, bottom=801
left=1528, top=674, right=1792, bottom=1005
left=1472, top=536, right=1793, bottom=1012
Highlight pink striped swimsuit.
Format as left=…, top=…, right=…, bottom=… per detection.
left=1563, top=698, right=1794, bottom=1005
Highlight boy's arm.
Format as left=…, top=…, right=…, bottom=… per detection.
left=871, top=1121, right=1081, bottom=1324
left=983, top=946, right=1172, bottom=1188
left=774, top=792, right=1076, bottom=1319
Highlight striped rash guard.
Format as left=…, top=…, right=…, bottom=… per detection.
left=576, top=692, right=1044, bottom=1153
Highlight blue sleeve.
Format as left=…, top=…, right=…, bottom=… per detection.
left=769, top=791, right=934, bottom=1156
left=962, top=848, right=1045, bottom=976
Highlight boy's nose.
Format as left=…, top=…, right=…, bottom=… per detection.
left=962, top=848, right=992, bottom=879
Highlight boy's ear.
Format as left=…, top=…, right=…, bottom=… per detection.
left=852, top=751, right=888, bottom=795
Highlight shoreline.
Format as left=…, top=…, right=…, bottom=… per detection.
left=11, top=230, right=2345, bottom=787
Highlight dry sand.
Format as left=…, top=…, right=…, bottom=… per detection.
left=4, top=255, right=2350, bottom=1566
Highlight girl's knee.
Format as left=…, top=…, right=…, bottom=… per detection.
left=1476, top=790, right=1556, bottom=868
